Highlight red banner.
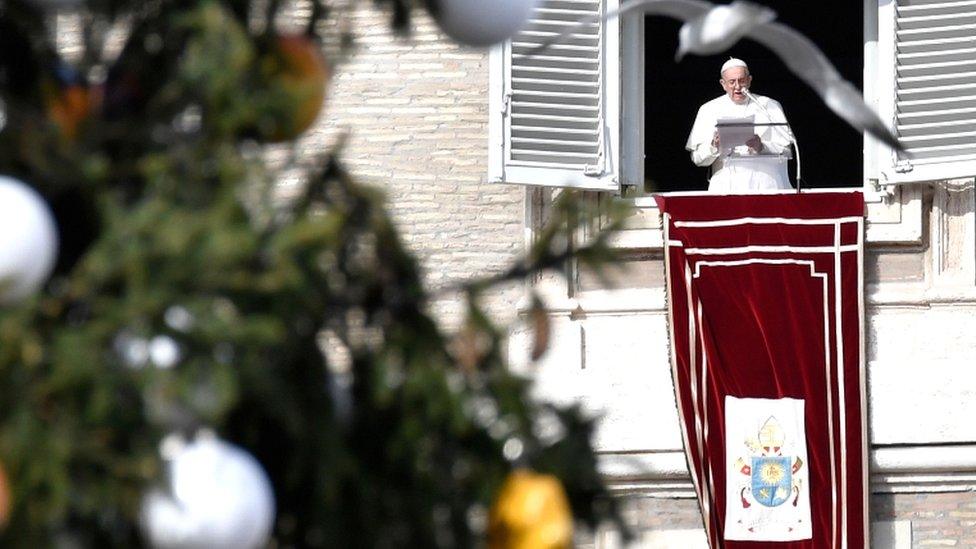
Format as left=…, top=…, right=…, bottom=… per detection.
left=655, top=192, right=868, bottom=549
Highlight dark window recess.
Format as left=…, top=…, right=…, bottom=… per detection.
left=642, top=0, right=863, bottom=192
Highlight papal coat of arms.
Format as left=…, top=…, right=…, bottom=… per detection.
left=724, top=397, right=811, bottom=541
left=736, top=417, right=803, bottom=509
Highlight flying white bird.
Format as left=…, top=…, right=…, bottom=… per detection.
left=526, top=0, right=904, bottom=152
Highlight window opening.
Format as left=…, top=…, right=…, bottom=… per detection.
left=642, top=0, right=864, bottom=193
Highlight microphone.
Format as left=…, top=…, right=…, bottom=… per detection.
left=740, top=88, right=802, bottom=192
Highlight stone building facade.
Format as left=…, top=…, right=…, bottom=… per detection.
left=314, top=4, right=976, bottom=548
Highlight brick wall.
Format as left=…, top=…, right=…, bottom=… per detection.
left=575, top=491, right=976, bottom=547
left=309, top=5, right=525, bottom=329
left=875, top=492, right=976, bottom=548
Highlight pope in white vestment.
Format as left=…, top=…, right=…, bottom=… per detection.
left=686, top=58, right=794, bottom=193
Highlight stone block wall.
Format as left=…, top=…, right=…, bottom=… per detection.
left=575, top=492, right=976, bottom=548
left=876, top=492, right=976, bottom=548
left=308, top=5, right=525, bottom=329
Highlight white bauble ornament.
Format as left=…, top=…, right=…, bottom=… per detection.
left=114, top=331, right=150, bottom=368
left=434, top=0, right=540, bottom=47
left=148, top=335, right=181, bottom=369
left=0, top=176, right=58, bottom=305
left=140, top=433, right=276, bottom=549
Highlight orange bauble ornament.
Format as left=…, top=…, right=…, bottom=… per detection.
left=257, top=34, right=330, bottom=142
left=46, top=84, right=93, bottom=140
left=43, top=64, right=94, bottom=141
left=488, top=469, right=573, bottom=549
left=0, top=461, right=11, bottom=529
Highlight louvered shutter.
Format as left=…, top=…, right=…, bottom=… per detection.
left=489, top=0, right=621, bottom=190
left=878, top=0, right=976, bottom=182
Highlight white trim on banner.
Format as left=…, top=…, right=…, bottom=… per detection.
left=667, top=215, right=866, bottom=548
left=665, top=213, right=712, bottom=543
left=675, top=216, right=864, bottom=228
left=834, top=221, right=849, bottom=549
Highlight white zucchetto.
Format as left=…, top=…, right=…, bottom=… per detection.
left=721, top=57, right=749, bottom=75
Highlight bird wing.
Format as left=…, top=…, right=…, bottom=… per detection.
left=824, top=80, right=904, bottom=152
left=527, top=0, right=711, bottom=56
left=746, top=22, right=903, bottom=151
left=746, top=22, right=842, bottom=84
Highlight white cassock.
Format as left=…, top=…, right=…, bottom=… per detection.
left=686, top=94, right=794, bottom=193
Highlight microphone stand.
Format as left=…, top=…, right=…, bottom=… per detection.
left=742, top=88, right=802, bottom=194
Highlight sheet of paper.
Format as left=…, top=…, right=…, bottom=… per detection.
left=716, top=116, right=755, bottom=153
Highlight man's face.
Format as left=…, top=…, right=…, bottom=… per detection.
left=720, top=67, right=752, bottom=104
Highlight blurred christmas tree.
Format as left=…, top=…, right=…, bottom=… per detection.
left=0, top=0, right=627, bottom=546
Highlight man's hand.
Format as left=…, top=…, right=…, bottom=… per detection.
left=746, top=134, right=764, bottom=153
left=712, top=130, right=720, bottom=149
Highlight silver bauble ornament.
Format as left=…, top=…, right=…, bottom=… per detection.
left=140, top=433, right=276, bottom=549
left=434, top=0, right=540, bottom=47
left=0, top=176, right=59, bottom=305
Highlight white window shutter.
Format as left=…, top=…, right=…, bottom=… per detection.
left=877, top=0, right=976, bottom=183
left=489, top=0, right=621, bottom=191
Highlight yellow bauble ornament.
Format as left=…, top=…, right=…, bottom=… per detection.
left=488, top=469, right=573, bottom=549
